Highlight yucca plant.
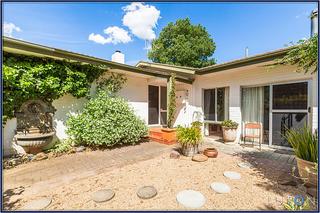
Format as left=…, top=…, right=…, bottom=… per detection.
left=284, top=126, right=318, bottom=163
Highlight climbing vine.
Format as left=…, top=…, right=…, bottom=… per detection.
left=2, top=52, right=123, bottom=124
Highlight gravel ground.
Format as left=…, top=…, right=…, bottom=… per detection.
left=12, top=151, right=314, bottom=211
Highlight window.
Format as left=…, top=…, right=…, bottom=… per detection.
left=203, top=87, right=229, bottom=121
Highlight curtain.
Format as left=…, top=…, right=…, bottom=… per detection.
left=241, top=87, right=264, bottom=142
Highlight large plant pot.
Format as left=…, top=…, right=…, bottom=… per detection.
left=161, top=128, right=177, bottom=145
left=181, top=144, right=199, bottom=157
left=296, top=157, right=318, bottom=187
left=222, top=127, right=237, bottom=142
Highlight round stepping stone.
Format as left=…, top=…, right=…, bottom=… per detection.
left=92, top=189, right=115, bottom=203
left=210, top=182, right=231, bottom=194
left=137, top=186, right=157, bottom=199
left=176, top=190, right=206, bottom=208
left=22, top=197, right=52, bottom=210
left=237, top=162, right=253, bottom=169
left=224, top=171, right=241, bottom=180
left=192, top=154, right=208, bottom=162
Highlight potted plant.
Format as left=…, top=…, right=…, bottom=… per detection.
left=285, top=126, right=318, bottom=187
left=221, top=120, right=239, bottom=143
left=161, top=73, right=177, bottom=144
left=177, top=124, right=202, bottom=157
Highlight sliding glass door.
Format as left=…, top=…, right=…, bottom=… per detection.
left=241, top=81, right=309, bottom=147
left=271, top=82, right=308, bottom=147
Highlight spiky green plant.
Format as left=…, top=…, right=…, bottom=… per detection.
left=176, top=125, right=202, bottom=145
left=284, top=126, right=318, bottom=163
left=167, top=73, right=176, bottom=128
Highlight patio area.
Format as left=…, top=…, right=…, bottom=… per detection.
left=3, top=138, right=314, bottom=210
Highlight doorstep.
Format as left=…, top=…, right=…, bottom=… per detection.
left=148, top=127, right=177, bottom=145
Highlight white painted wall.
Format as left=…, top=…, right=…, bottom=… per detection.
left=190, top=63, right=317, bottom=142
left=2, top=72, right=150, bottom=156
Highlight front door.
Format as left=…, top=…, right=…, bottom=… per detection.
left=148, top=85, right=167, bottom=125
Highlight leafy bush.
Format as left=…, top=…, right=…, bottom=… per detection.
left=49, top=139, right=74, bottom=154
left=177, top=125, right=202, bottom=145
left=284, top=126, right=318, bottom=163
left=221, top=120, right=239, bottom=129
left=66, top=90, right=148, bottom=147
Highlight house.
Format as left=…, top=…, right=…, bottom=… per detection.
left=2, top=12, right=318, bottom=156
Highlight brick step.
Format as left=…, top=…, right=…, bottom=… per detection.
left=148, top=128, right=177, bottom=145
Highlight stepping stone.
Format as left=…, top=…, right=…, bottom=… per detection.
left=224, top=171, right=241, bottom=180
left=92, top=189, right=115, bottom=203
left=137, top=186, right=157, bottom=199
left=22, top=197, right=52, bottom=210
left=176, top=190, right=206, bottom=208
left=237, top=162, right=253, bottom=169
left=192, top=154, right=208, bottom=162
left=210, top=182, right=231, bottom=194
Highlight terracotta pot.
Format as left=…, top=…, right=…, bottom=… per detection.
left=203, top=148, right=218, bottom=158
left=181, top=144, right=199, bottom=157
left=222, top=127, right=237, bottom=142
left=296, top=157, right=318, bottom=187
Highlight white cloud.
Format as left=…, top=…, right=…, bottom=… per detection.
left=122, top=2, right=160, bottom=41
left=3, top=22, right=21, bottom=37
left=88, top=26, right=132, bottom=45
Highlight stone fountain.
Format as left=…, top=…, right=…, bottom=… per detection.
left=14, top=100, right=55, bottom=154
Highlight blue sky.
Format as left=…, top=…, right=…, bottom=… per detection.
left=3, top=2, right=317, bottom=65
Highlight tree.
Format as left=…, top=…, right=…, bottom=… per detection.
left=273, top=35, right=318, bottom=74
left=167, top=73, right=176, bottom=128
left=148, top=18, right=216, bottom=68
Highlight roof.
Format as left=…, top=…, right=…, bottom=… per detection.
left=2, top=37, right=194, bottom=84
left=136, top=47, right=292, bottom=75
left=196, top=47, right=294, bottom=75
left=3, top=36, right=292, bottom=80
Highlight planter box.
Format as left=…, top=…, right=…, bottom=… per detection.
left=222, top=127, right=237, bottom=142
left=296, top=157, right=318, bottom=187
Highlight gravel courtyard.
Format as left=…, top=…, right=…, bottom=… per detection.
left=3, top=140, right=314, bottom=210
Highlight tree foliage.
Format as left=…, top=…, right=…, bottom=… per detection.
left=148, top=18, right=216, bottom=68
left=273, top=35, right=318, bottom=74
left=3, top=52, right=107, bottom=123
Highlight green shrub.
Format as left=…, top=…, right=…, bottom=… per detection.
left=66, top=90, right=148, bottom=147
left=284, top=126, right=318, bottom=163
left=177, top=125, right=202, bottom=145
left=167, top=73, right=176, bottom=128
left=49, top=139, right=74, bottom=153
left=221, top=120, right=239, bottom=128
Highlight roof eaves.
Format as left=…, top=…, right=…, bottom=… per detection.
left=3, top=37, right=194, bottom=84
left=196, top=47, right=294, bottom=75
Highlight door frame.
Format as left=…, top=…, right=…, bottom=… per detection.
left=148, top=84, right=167, bottom=126
left=241, top=79, right=312, bottom=149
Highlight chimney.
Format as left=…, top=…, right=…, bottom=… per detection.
left=111, top=50, right=125, bottom=64
left=311, top=9, right=318, bottom=37
left=245, top=47, right=249, bottom=57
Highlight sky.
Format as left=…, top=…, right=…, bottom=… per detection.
left=3, top=2, right=318, bottom=65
